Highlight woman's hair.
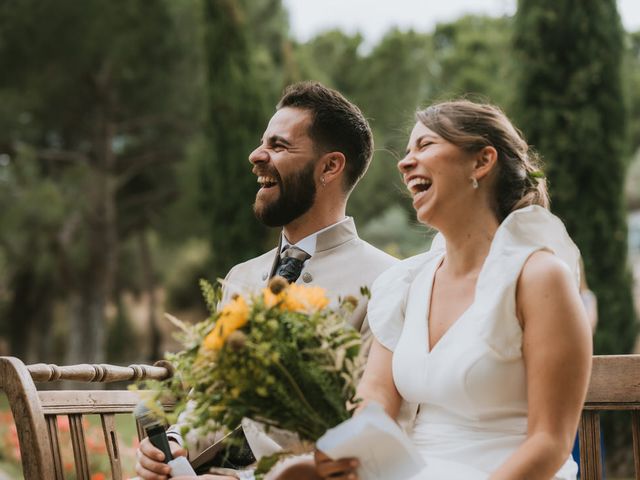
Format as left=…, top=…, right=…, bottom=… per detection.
left=416, top=100, right=549, bottom=221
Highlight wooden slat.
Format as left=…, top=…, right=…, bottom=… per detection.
left=46, top=415, right=65, bottom=480
left=68, top=414, right=90, bottom=480
left=101, top=414, right=123, bottom=480
left=586, top=355, right=640, bottom=404
left=579, top=411, right=602, bottom=480
left=38, top=390, right=174, bottom=415
left=632, top=411, right=640, bottom=480
left=583, top=403, right=640, bottom=411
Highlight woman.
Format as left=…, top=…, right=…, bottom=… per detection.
left=315, top=100, right=593, bottom=480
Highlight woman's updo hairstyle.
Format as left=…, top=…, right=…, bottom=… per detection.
left=416, top=100, right=549, bottom=221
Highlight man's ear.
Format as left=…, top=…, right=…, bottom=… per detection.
left=474, top=146, right=498, bottom=180
left=319, top=152, right=346, bottom=185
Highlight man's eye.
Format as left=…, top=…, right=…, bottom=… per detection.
left=273, top=144, right=285, bottom=151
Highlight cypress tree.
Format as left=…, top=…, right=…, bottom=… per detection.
left=200, top=0, right=285, bottom=279
left=514, top=0, right=637, bottom=354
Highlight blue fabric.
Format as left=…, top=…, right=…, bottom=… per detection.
left=572, top=431, right=605, bottom=478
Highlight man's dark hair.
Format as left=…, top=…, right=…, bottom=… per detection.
left=277, top=81, right=373, bottom=193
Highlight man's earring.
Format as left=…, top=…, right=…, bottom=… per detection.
left=471, top=176, right=479, bottom=189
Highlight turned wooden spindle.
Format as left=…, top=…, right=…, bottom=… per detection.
left=27, top=362, right=173, bottom=383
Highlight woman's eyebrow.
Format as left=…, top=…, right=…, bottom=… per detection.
left=405, top=134, right=437, bottom=155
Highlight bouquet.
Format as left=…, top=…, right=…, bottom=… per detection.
left=142, top=276, right=366, bottom=473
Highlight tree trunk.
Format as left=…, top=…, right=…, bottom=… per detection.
left=138, top=231, right=161, bottom=362
left=6, top=266, right=54, bottom=364
left=65, top=73, right=118, bottom=365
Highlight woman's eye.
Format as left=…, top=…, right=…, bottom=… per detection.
left=419, top=142, right=433, bottom=149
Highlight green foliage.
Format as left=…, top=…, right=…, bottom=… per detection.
left=430, top=16, right=515, bottom=107
left=514, top=0, right=638, bottom=353
left=199, top=0, right=288, bottom=279
left=106, top=297, right=139, bottom=363
left=625, top=30, right=640, bottom=159
left=0, top=0, right=200, bottom=362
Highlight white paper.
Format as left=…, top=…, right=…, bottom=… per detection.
left=168, top=456, right=196, bottom=476
left=316, top=403, right=425, bottom=480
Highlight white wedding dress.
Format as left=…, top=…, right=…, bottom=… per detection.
left=368, top=206, right=581, bottom=479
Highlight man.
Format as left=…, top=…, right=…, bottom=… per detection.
left=135, top=81, right=397, bottom=480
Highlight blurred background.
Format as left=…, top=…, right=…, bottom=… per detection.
left=0, top=0, right=639, bottom=474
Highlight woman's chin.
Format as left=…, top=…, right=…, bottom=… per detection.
left=415, top=204, right=436, bottom=227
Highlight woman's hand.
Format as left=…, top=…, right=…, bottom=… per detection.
left=314, top=449, right=359, bottom=480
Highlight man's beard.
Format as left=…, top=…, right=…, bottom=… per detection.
left=253, top=160, right=317, bottom=227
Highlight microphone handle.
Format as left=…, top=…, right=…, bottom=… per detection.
left=146, top=424, right=174, bottom=463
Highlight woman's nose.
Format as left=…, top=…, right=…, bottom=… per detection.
left=397, top=153, right=416, bottom=173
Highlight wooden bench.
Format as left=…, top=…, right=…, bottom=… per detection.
left=579, top=354, right=640, bottom=480
left=2, top=354, right=639, bottom=479
left=0, top=356, right=174, bottom=480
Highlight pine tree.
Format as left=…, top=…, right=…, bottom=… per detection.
left=514, top=0, right=637, bottom=354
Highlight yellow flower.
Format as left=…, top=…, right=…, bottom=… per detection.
left=264, top=283, right=329, bottom=312
left=203, top=296, right=249, bottom=350
left=283, top=284, right=329, bottom=312
left=263, top=288, right=284, bottom=308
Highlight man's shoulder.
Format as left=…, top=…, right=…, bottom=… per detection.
left=226, top=248, right=277, bottom=280
left=352, top=237, right=398, bottom=268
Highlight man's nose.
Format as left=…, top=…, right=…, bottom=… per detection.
left=249, top=146, right=268, bottom=165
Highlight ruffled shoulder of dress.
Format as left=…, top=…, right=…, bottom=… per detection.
left=474, top=206, right=582, bottom=359
left=490, top=205, right=581, bottom=285
left=368, top=250, right=441, bottom=351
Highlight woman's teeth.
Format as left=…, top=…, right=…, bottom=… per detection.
left=407, top=177, right=432, bottom=196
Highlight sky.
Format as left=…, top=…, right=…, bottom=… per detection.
left=283, top=0, right=640, bottom=47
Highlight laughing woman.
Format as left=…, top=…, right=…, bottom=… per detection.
left=312, top=100, right=592, bottom=480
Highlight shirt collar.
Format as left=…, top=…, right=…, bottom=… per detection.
left=281, top=217, right=350, bottom=257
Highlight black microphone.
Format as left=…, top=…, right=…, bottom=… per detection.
left=134, top=403, right=174, bottom=463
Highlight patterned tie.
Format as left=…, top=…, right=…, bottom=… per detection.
left=274, top=245, right=310, bottom=283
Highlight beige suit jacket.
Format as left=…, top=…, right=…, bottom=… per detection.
left=221, top=217, right=397, bottom=334
left=168, top=218, right=397, bottom=463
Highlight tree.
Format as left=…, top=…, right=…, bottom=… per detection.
left=430, top=15, right=514, bottom=108
left=514, top=0, right=637, bottom=354
left=0, top=0, right=197, bottom=363
left=199, top=0, right=288, bottom=280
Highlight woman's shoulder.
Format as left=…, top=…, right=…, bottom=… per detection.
left=517, top=249, right=577, bottom=301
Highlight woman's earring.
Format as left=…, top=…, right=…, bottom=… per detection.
left=321, top=176, right=326, bottom=187
left=471, top=177, right=479, bottom=189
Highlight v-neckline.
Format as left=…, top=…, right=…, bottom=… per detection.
left=423, top=253, right=478, bottom=354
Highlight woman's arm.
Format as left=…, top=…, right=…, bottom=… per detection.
left=490, top=251, right=592, bottom=480
left=353, top=337, right=403, bottom=419
left=314, top=338, right=403, bottom=480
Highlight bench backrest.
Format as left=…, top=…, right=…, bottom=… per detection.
left=580, top=354, right=640, bottom=480
left=0, top=356, right=173, bottom=480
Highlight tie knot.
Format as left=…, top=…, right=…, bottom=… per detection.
left=275, top=246, right=310, bottom=283
left=281, top=245, right=310, bottom=262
